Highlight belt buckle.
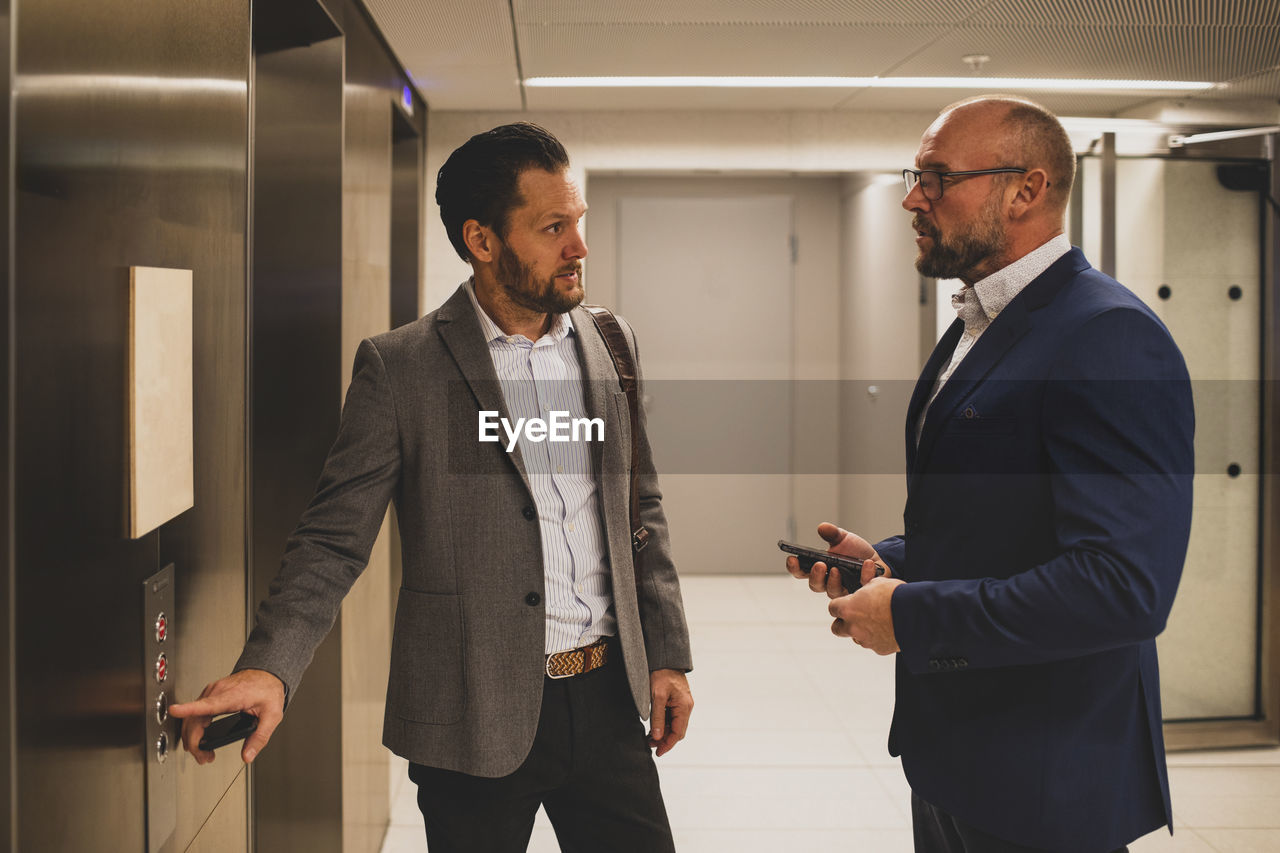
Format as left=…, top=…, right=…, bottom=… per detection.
left=545, top=648, right=583, bottom=680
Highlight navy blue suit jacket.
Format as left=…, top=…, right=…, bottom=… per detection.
left=876, top=248, right=1194, bottom=852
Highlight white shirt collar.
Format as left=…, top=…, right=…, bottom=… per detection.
left=968, top=233, right=1071, bottom=322
left=463, top=277, right=576, bottom=345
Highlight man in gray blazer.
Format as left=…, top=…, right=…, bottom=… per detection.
left=172, top=122, right=694, bottom=852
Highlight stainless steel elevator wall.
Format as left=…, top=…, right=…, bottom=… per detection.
left=12, top=0, right=251, bottom=849
left=251, top=22, right=346, bottom=853
left=4, top=0, right=425, bottom=848
left=0, top=0, right=13, bottom=847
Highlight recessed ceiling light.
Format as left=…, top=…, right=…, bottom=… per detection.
left=523, top=76, right=1215, bottom=93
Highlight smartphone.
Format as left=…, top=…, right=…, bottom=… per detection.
left=778, top=539, right=884, bottom=590
left=198, top=711, right=259, bottom=751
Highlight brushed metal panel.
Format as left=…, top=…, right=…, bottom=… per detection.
left=142, top=565, right=179, bottom=853
left=0, top=0, right=13, bottom=845
left=185, top=768, right=249, bottom=853
left=250, top=11, right=344, bottom=852
left=390, top=110, right=421, bottom=330
left=13, top=0, right=249, bottom=850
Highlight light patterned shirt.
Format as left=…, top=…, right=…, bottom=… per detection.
left=465, top=279, right=615, bottom=654
left=917, top=233, right=1072, bottom=445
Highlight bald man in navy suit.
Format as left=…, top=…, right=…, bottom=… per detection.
left=788, top=96, right=1193, bottom=853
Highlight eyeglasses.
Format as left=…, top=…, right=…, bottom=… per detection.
left=902, top=167, right=1028, bottom=201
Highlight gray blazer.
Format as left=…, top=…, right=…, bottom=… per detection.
left=236, top=283, right=692, bottom=776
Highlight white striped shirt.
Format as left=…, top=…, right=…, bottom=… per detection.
left=465, top=280, right=615, bottom=654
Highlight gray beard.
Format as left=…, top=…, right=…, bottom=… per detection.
left=914, top=197, right=1005, bottom=280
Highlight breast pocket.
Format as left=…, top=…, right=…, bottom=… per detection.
left=948, top=407, right=1017, bottom=436
left=388, top=588, right=467, bottom=725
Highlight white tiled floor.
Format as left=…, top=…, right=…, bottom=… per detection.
left=380, top=575, right=1280, bottom=853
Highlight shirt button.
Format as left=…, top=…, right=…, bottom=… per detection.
left=568, top=522, right=575, bottom=532
left=525, top=592, right=541, bottom=606
left=522, top=506, right=536, bottom=521
left=556, top=465, right=564, bottom=474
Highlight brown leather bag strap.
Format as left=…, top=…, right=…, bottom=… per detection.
left=582, top=305, right=650, bottom=572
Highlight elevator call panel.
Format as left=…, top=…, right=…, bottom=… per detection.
left=143, top=564, right=177, bottom=853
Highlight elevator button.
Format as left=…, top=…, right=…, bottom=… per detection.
left=156, top=692, right=169, bottom=725
left=156, top=732, right=169, bottom=764
left=155, top=612, right=168, bottom=643
left=155, top=653, right=168, bottom=684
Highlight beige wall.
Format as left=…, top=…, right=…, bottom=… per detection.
left=341, top=52, right=396, bottom=853
left=423, top=109, right=936, bottom=311
left=423, top=110, right=935, bottom=541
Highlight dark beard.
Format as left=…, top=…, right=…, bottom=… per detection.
left=495, top=246, right=584, bottom=315
left=913, top=196, right=1005, bottom=280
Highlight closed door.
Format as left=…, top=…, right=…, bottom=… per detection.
left=617, top=195, right=795, bottom=573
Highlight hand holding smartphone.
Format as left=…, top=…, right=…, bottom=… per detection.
left=198, top=711, right=259, bottom=752
left=778, top=539, right=884, bottom=590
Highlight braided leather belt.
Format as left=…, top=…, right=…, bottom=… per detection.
left=545, top=637, right=610, bottom=679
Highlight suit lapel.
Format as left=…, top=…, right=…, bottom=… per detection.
left=907, top=317, right=964, bottom=472
left=910, top=248, right=1089, bottom=476
left=435, top=284, right=532, bottom=491
left=913, top=300, right=1031, bottom=472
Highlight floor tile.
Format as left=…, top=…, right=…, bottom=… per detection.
left=1128, top=827, right=1217, bottom=852
left=379, top=574, right=1280, bottom=853
left=673, top=828, right=915, bottom=853
left=378, top=825, right=425, bottom=853
left=1195, top=828, right=1280, bottom=852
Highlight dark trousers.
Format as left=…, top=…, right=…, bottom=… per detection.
left=409, top=656, right=675, bottom=853
left=912, top=792, right=1129, bottom=853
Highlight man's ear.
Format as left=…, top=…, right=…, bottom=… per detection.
left=1008, top=169, right=1052, bottom=220
left=463, top=220, right=496, bottom=263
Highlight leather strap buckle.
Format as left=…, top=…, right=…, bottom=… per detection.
left=545, top=638, right=610, bottom=679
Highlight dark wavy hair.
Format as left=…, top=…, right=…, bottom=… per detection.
left=435, top=122, right=571, bottom=261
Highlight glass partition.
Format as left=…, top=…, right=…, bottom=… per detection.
left=1079, top=154, right=1266, bottom=727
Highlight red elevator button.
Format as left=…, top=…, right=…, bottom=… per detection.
left=155, top=613, right=167, bottom=643
left=155, top=653, right=167, bottom=684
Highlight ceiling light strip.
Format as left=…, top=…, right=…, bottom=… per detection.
left=523, top=76, right=1215, bottom=92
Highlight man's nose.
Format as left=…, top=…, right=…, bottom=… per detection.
left=902, top=183, right=929, bottom=213
left=565, top=227, right=588, bottom=260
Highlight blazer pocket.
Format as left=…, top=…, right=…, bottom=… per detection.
left=388, top=588, right=467, bottom=725
left=947, top=411, right=1017, bottom=436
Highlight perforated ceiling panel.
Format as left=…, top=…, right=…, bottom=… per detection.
left=969, top=0, right=1280, bottom=27
left=834, top=87, right=1179, bottom=117
left=891, top=23, right=1279, bottom=81
left=362, top=0, right=520, bottom=109
left=517, top=23, right=948, bottom=77
left=1202, top=65, right=1280, bottom=100
left=359, top=0, right=1280, bottom=115
left=513, top=0, right=991, bottom=25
